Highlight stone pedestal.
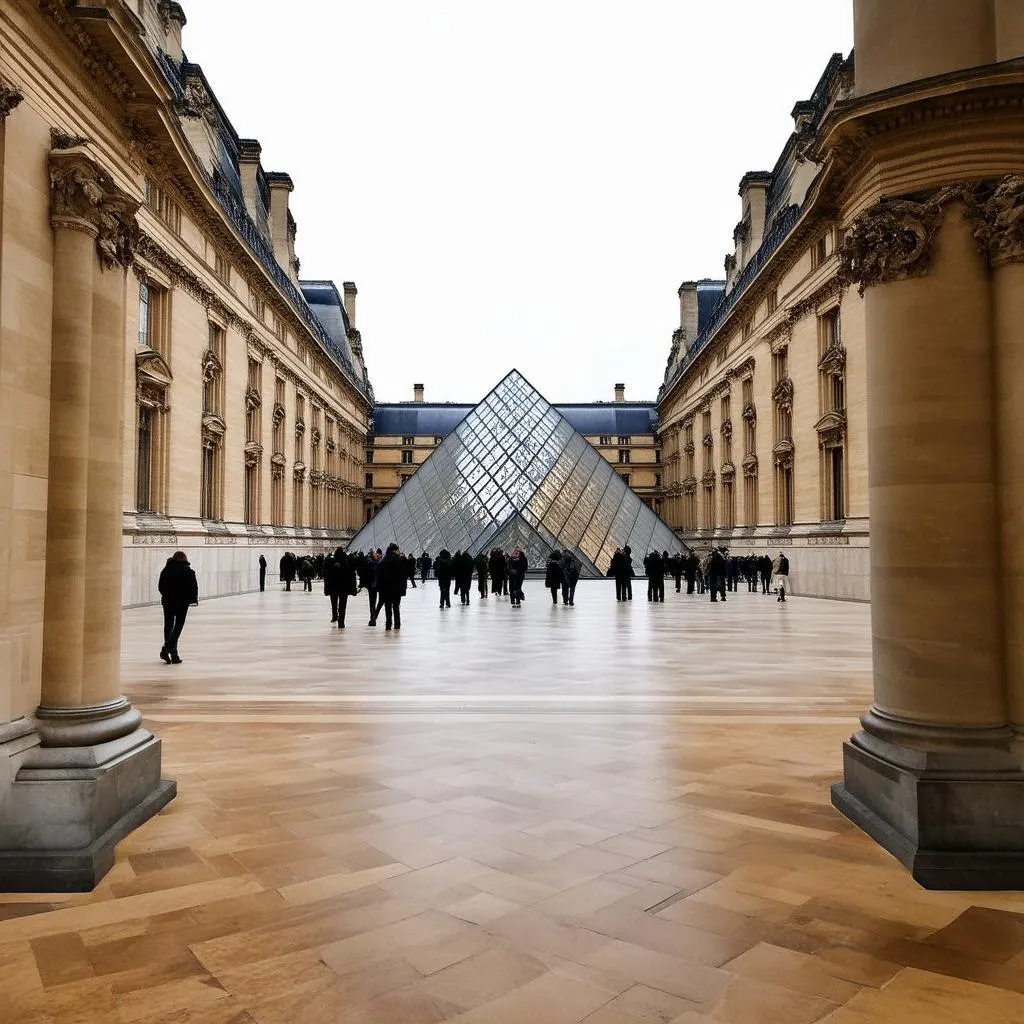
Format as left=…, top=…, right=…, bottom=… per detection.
left=0, top=149, right=175, bottom=894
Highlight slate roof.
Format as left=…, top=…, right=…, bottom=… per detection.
left=372, top=402, right=659, bottom=438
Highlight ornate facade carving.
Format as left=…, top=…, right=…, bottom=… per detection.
left=243, top=442, right=263, bottom=468
left=272, top=402, right=286, bottom=427
left=701, top=469, right=717, bottom=487
left=293, top=462, right=307, bottom=481
left=49, top=151, right=104, bottom=232
left=683, top=440, right=695, bottom=457
left=201, top=413, right=226, bottom=449
left=136, top=349, right=173, bottom=410
left=789, top=277, right=844, bottom=321
left=772, top=377, right=794, bottom=413
left=96, top=193, right=140, bottom=270
left=310, top=427, right=322, bottom=446
left=742, top=452, right=759, bottom=477
left=815, top=410, right=847, bottom=448
left=702, top=432, right=714, bottom=449
left=201, top=349, right=222, bottom=384
left=767, top=321, right=791, bottom=355
left=49, top=127, right=91, bottom=150
left=720, top=461, right=736, bottom=482
left=965, top=175, right=1024, bottom=268
left=720, top=419, right=733, bottom=441
left=772, top=438, right=795, bottom=469
left=742, top=402, right=757, bottom=423
left=818, top=344, right=846, bottom=378
left=838, top=186, right=961, bottom=294
left=244, top=384, right=262, bottom=411
left=0, top=81, right=23, bottom=120
left=295, top=418, right=305, bottom=436
left=682, top=476, right=698, bottom=495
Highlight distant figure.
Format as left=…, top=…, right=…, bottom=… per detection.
left=454, top=550, right=474, bottom=605
left=508, top=546, right=528, bottom=608
left=772, top=551, right=790, bottom=602
left=545, top=550, right=563, bottom=605
left=258, top=554, right=267, bottom=592
left=684, top=552, right=698, bottom=595
left=644, top=550, right=665, bottom=603
left=475, top=550, right=489, bottom=598
left=489, top=548, right=507, bottom=597
left=623, top=546, right=634, bottom=600
left=435, top=548, right=454, bottom=608
left=362, top=549, right=382, bottom=625
left=418, top=551, right=432, bottom=583
left=325, top=548, right=356, bottom=627
left=760, top=554, right=773, bottom=595
left=280, top=551, right=296, bottom=592
left=669, top=552, right=683, bottom=593
left=374, top=543, right=407, bottom=630
left=298, top=555, right=314, bottom=592
left=158, top=550, right=198, bottom=665
left=609, top=547, right=629, bottom=602
left=560, top=549, right=580, bottom=606
left=708, top=547, right=727, bottom=603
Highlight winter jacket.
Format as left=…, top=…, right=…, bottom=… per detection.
left=377, top=551, right=408, bottom=599
left=158, top=558, right=198, bottom=606
left=279, top=553, right=296, bottom=582
left=545, top=557, right=562, bottom=589
left=434, top=551, right=454, bottom=585
left=560, top=551, right=580, bottom=585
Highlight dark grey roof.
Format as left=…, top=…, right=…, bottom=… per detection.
left=697, top=280, right=725, bottom=332
left=373, top=402, right=658, bottom=437
left=300, top=281, right=359, bottom=370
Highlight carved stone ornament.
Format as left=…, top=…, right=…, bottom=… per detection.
left=180, top=79, right=215, bottom=120
left=136, top=348, right=172, bottom=409
left=0, top=85, right=23, bottom=121
left=838, top=186, right=961, bottom=294
left=702, top=432, right=714, bottom=449
left=767, top=322, right=791, bottom=355
left=293, top=462, right=307, bottom=481
left=683, top=440, right=695, bottom=457
left=818, top=344, right=846, bottom=378
left=682, top=476, right=698, bottom=495
left=245, top=384, right=262, bottom=411
left=815, top=410, right=847, bottom=448
left=965, top=175, right=1024, bottom=268
left=50, top=126, right=92, bottom=150
left=772, top=438, right=795, bottom=469
left=243, top=442, right=263, bottom=468
left=720, top=419, right=733, bottom=441
left=49, top=151, right=105, bottom=232
left=325, top=437, right=337, bottom=453
left=311, top=427, right=322, bottom=446
left=772, top=377, right=794, bottom=413
left=310, top=470, right=324, bottom=487
left=201, top=414, right=226, bottom=450
left=742, top=452, right=759, bottom=477
left=201, top=349, right=222, bottom=384
left=272, top=402, right=286, bottom=427
left=295, top=418, right=306, bottom=436
left=701, top=469, right=717, bottom=488
left=720, top=461, right=736, bottom=482
left=271, top=450, right=286, bottom=467
left=96, top=193, right=141, bottom=270
left=742, top=403, right=757, bottom=423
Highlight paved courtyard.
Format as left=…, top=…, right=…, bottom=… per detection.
left=4, top=584, right=1024, bottom=1023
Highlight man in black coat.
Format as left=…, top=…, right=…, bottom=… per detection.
left=418, top=551, right=432, bottom=583
left=158, top=551, right=198, bottom=664
left=489, top=548, right=506, bottom=597
left=373, top=543, right=407, bottom=630
left=759, top=554, right=773, bottom=595
left=258, top=554, right=267, bottom=592
left=474, top=551, right=489, bottom=598
left=405, top=553, right=418, bottom=589
left=434, top=549, right=454, bottom=608
left=623, top=546, right=634, bottom=600
left=645, top=550, right=665, bottom=603
left=708, top=547, right=728, bottom=603
left=362, top=550, right=382, bottom=624
left=684, top=553, right=698, bottom=595
left=508, top=547, right=528, bottom=607
left=280, top=551, right=296, bottom=591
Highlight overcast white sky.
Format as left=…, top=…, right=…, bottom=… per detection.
left=182, top=2, right=853, bottom=404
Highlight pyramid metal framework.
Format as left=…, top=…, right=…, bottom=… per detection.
left=350, top=370, right=685, bottom=577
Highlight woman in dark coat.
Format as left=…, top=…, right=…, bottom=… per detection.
left=324, top=549, right=357, bottom=628
left=279, top=551, right=296, bottom=591
left=508, top=546, right=528, bottom=608
left=373, top=543, right=407, bottom=630
left=158, top=550, right=198, bottom=664
left=475, top=551, right=489, bottom=598
left=454, top=550, right=474, bottom=605
left=434, top=549, right=454, bottom=609
left=545, top=551, right=563, bottom=605
left=560, top=549, right=580, bottom=606
left=489, top=548, right=506, bottom=597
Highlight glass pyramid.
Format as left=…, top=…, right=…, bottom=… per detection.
left=350, top=370, right=684, bottom=577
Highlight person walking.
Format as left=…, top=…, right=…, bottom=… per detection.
left=560, top=549, right=580, bottom=606
left=258, top=554, right=267, bottom=592
left=454, top=550, right=473, bottom=605
left=644, top=550, right=665, bottom=603
left=158, top=550, right=198, bottom=664
left=508, top=546, right=528, bottom=608
left=298, top=555, right=314, bottom=592
left=489, top=548, right=506, bottom=597
left=405, top=552, right=418, bottom=589
left=772, top=551, right=790, bottom=602
left=435, top=548, right=454, bottom=608
left=759, top=554, right=773, bottom=595
left=475, top=550, right=489, bottom=598
left=325, top=548, right=357, bottom=628
left=610, top=547, right=628, bottom=601
left=708, top=547, right=728, bottom=603
left=418, top=551, right=432, bottom=583
left=374, top=543, right=407, bottom=630
left=545, top=550, right=563, bottom=605
left=623, top=546, right=634, bottom=600
left=684, top=552, right=698, bottom=595
left=361, top=549, right=381, bottom=625
left=280, top=551, right=296, bottom=592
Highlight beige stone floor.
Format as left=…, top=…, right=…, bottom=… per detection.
left=4, top=582, right=1024, bottom=1024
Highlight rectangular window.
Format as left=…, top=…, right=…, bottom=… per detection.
left=654, top=472, right=661, bottom=487
left=830, top=446, right=845, bottom=520
left=401, top=449, right=414, bottom=464
left=246, top=358, right=261, bottom=444
left=250, top=284, right=265, bottom=321
left=599, top=435, right=611, bottom=446
left=654, top=449, right=661, bottom=463
left=812, top=235, right=827, bottom=268
left=271, top=472, right=284, bottom=527
left=617, top=435, right=631, bottom=446
left=213, top=250, right=229, bottom=284
left=244, top=464, right=259, bottom=524
left=721, top=395, right=732, bottom=462
left=146, top=180, right=181, bottom=234
left=401, top=435, right=414, bottom=446
left=618, top=449, right=631, bottom=464
left=365, top=449, right=374, bottom=464
left=138, top=281, right=150, bottom=346
left=767, top=288, right=778, bottom=315
left=742, top=317, right=753, bottom=340
left=136, top=406, right=153, bottom=513
left=201, top=445, right=216, bottom=520
left=205, top=322, right=225, bottom=416
left=365, top=472, right=374, bottom=489
left=721, top=479, right=735, bottom=530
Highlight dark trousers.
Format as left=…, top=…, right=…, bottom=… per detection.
left=330, top=594, right=339, bottom=620
left=259, top=568, right=266, bottom=592
left=624, top=577, right=632, bottom=600
left=336, top=593, right=349, bottom=626
left=761, top=573, right=771, bottom=594
left=549, top=585, right=559, bottom=605
left=709, top=576, right=727, bottom=601
left=162, top=602, right=188, bottom=654
left=615, top=578, right=625, bottom=601
left=303, top=578, right=312, bottom=591
left=409, top=575, right=417, bottom=589
left=561, top=580, right=576, bottom=605
left=284, top=578, right=292, bottom=591
left=367, top=587, right=378, bottom=619
left=674, top=573, right=682, bottom=593
left=650, top=579, right=664, bottom=602
left=478, top=576, right=488, bottom=597
left=380, top=596, right=401, bottom=628
left=510, top=576, right=524, bottom=605
left=420, top=569, right=428, bottom=582
left=686, top=577, right=695, bottom=594
left=439, top=581, right=451, bottom=607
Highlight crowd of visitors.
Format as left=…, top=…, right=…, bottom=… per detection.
left=155, top=542, right=791, bottom=659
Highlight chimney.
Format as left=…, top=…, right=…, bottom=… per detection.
left=238, top=139, right=262, bottom=220
left=163, top=2, right=186, bottom=63
left=343, top=282, right=357, bottom=329
left=265, top=171, right=294, bottom=276
left=737, top=171, right=772, bottom=265
left=678, top=281, right=699, bottom=349
left=614, top=383, right=625, bottom=403
left=413, top=383, right=425, bottom=403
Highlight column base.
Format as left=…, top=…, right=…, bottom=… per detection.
left=0, top=727, right=176, bottom=892
left=831, top=736, right=1024, bottom=890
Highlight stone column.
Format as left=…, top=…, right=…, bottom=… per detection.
left=831, top=189, right=1024, bottom=889
left=0, top=149, right=174, bottom=893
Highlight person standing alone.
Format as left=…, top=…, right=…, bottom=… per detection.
left=280, top=551, right=296, bottom=591
left=158, top=551, right=198, bottom=664
left=772, top=551, right=790, bottom=602
left=560, top=549, right=580, bottom=606
left=258, top=554, right=267, bottom=592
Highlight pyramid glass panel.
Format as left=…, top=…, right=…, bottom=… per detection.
left=350, top=371, right=687, bottom=576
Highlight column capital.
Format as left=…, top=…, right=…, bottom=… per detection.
left=965, top=174, right=1024, bottom=269
left=48, top=150, right=140, bottom=267
left=838, top=185, right=965, bottom=295
left=0, top=81, right=23, bottom=120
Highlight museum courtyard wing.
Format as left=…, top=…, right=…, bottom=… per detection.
left=350, top=370, right=684, bottom=576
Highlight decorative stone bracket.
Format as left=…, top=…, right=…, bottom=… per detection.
left=815, top=410, right=847, bottom=448
left=965, top=175, right=1024, bottom=269
left=682, top=476, right=698, bottom=495
left=742, top=402, right=757, bottom=423
left=683, top=440, right=695, bottom=457
left=701, top=469, right=717, bottom=487
left=0, top=78, right=24, bottom=119
left=272, top=402, right=286, bottom=427
left=702, top=432, right=714, bottom=449
left=720, top=462, right=736, bottom=482
left=244, top=384, right=262, bottom=411
left=243, top=442, right=263, bottom=468
left=772, top=377, right=794, bottom=413
left=201, top=413, right=226, bottom=450
left=201, top=349, right=222, bottom=384
left=720, top=419, right=733, bottom=441
left=742, top=453, right=759, bottom=477
left=772, top=438, right=794, bottom=469
left=136, top=348, right=173, bottom=410
left=293, top=461, right=306, bottom=481
left=818, top=344, right=846, bottom=378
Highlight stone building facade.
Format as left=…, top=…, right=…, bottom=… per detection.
left=0, top=0, right=372, bottom=887
left=367, top=383, right=663, bottom=527
left=658, top=56, right=870, bottom=601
